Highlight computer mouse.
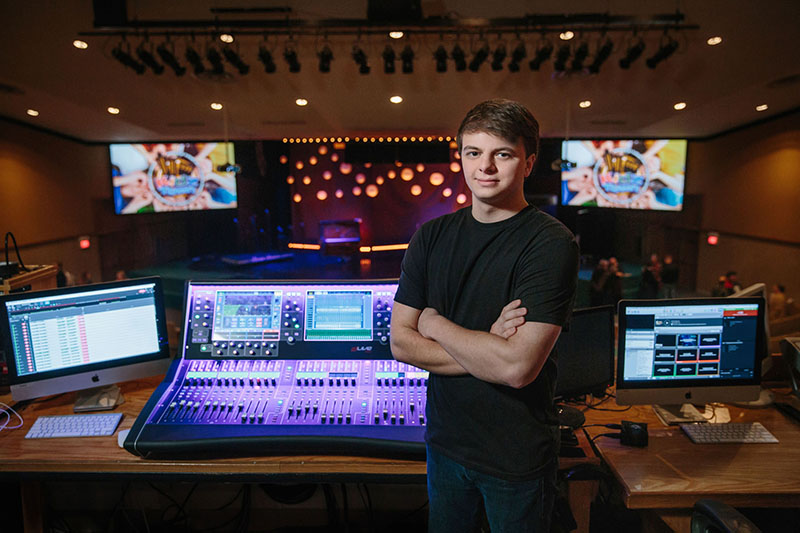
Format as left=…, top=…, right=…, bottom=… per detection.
left=117, top=429, right=130, bottom=448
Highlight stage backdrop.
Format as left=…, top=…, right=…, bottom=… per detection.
left=285, top=139, right=469, bottom=246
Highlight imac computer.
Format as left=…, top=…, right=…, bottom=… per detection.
left=0, top=277, right=171, bottom=411
left=616, top=297, right=765, bottom=424
left=554, top=305, right=615, bottom=401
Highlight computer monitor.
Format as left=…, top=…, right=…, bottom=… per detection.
left=0, top=277, right=171, bottom=411
left=554, top=305, right=615, bottom=401
left=616, top=297, right=765, bottom=423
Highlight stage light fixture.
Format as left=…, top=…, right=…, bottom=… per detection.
left=552, top=43, right=571, bottom=73
left=587, top=38, right=613, bottom=74
left=185, top=44, right=205, bottom=75
left=352, top=45, right=370, bottom=74
left=468, top=44, right=489, bottom=72
left=206, top=46, right=225, bottom=75
left=451, top=44, right=467, bottom=71
left=570, top=41, right=589, bottom=71
left=283, top=45, right=301, bottom=73
left=317, top=44, right=333, bottom=73
left=258, top=45, right=277, bottom=73
left=112, top=42, right=145, bottom=74
left=490, top=43, right=507, bottom=71
left=382, top=45, right=396, bottom=73
left=221, top=46, right=250, bottom=74
left=400, top=45, right=414, bottom=74
left=528, top=42, right=553, bottom=71
left=156, top=41, right=186, bottom=76
left=619, top=38, right=645, bottom=69
left=507, top=42, right=526, bottom=72
left=645, top=37, right=678, bottom=69
left=433, top=45, right=448, bottom=73
left=136, top=42, right=165, bottom=74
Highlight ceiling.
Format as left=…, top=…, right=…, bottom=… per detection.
left=1, top=1, right=798, bottom=143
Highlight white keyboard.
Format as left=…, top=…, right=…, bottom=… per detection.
left=680, top=422, right=778, bottom=444
left=25, top=412, right=123, bottom=439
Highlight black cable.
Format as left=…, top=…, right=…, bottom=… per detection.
left=105, top=481, right=132, bottom=533
left=322, top=484, right=339, bottom=529
left=4, top=232, right=29, bottom=272
left=148, top=482, right=191, bottom=529
left=591, top=432, right=622, bottom=443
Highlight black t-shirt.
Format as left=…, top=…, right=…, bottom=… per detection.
left=394, top=205, right=579, bottom=480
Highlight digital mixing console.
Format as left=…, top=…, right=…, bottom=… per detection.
left=124, top=280, right=429, bottom=458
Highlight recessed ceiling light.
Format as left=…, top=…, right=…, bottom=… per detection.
left=295, top=98, right=309, bottom=107
left=756, top=104, right=768, bottom=112
left=219, top=33, right=234, bottom=44
left=707, top=36, right=723, bottom=46
left=73, top=39, right=88, bottom=50
left=210, top=102, right=223, bottom=110
left=674, top=102, right=687, bottom=110
left=107, top=106, right=120, bottom=115
left=579, top=100, right=592, bottom=109
left=389, top=31, right=404, bottom=39
left=559, top=31, right=575, bottom=41
left=26, top=109, right=39, bottom=117
left=389, top=95, right=403, bottom=104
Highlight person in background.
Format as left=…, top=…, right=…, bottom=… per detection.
left=604, top=256, right=627, bottom=307
left=769, top=284, right=787, bottom=320
left=391, top=99, right=579, bottom=532
left=590, top=259, right=610, bottom=306
left=711, top=275, right=728, bottom=297
left=724, top=271, right=742, bottom=295
left=78, top=271, right=93, bottom=285
left=114, top=270, right=128, bottom=281
left=638, top=253, right=661, bottom=299
left=660, top=254, right=679, bottom=298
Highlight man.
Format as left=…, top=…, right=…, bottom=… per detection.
left=390, top=99, right=579, bottom=532
left=660, top=254, right=679, bottom=298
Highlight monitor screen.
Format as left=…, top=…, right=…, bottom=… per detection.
left=0, top=277, right=171, bottom=404
left=616, top=297, right=764, bottom=406
left=554, top=305, right=615, bottom=400
left=109, top=142, right=238, bottom=214
left=560, top=139, right=687, bottom=211
left=182, top=280, right=397, bottom=360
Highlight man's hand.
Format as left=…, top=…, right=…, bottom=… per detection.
left=417, top=307, right=441, bottom=339
left=490, top=299, right=527, bottom=339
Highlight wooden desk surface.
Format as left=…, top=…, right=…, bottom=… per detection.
left=0, top=377, right=427, bottom=481
left=582, top=393, right=800, bottom=510
left=0, top=377, right=595, bottom=481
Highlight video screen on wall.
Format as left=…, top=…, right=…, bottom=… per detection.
left=109, top=142, right=238, bottom=214
left=560, top=139, right=687, bottom=211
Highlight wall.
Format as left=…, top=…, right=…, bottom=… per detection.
left=0, top=120, right=107, bottom=282
left=687, top=111, right=800, bottom=297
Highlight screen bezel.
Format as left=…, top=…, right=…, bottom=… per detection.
left=615, top=297, right=765, bottom=404
left=1, top=277, right=171, bottom=386
left=108, top=141, right=238, bottom=216
left=554, top=304, right=615, bottom=400
left=558, top=138, right=688, bottom=211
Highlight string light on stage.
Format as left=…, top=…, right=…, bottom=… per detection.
left=490, top=41, right=507, bottom=71
left=673, top=101, right=687, bottom=111
left=468, top=42, right=490, bottom=72
left=507, top=41, right=526, bottom=72
left=26, top=108, right=39, bottom=117
left=400, top=45, right=414, bottom=73
left=206, top=46, right=225, bottom=75
left=317, top=44, right=333, bottom=73
left=645, top=35, right=678, bottom=69
left=433, top=45, right=448, bottom=72
left=210, top=102, right=223, bottom=110
left=73, top=40, right=88, bottom=50
left=112, top=40, right=145, bottom=74
left=258, top=43, right=277, bottom=73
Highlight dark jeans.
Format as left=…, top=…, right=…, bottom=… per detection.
left=426, top=445, right=557, bottom=533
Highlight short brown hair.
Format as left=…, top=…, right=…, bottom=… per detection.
left=456, top=99, right=540, bottom=159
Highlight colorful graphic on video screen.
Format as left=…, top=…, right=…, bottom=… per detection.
left=560, top=139, right=687, bottom=211
left=110, top=142, right=237, bottom=214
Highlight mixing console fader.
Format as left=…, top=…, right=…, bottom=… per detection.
left=125, top=280, right=430, bottom=458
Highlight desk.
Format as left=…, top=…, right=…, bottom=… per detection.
left=0, top=377, right=598, bottom=532
left=583, top=394, right=800, bottom=531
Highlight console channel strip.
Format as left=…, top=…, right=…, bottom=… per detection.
left=125, top=280, right=430, bottom=458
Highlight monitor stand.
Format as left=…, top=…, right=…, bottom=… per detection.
left=652, top=404, right=707, bottom=425
left=73, top=384, right=125, bottom=413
